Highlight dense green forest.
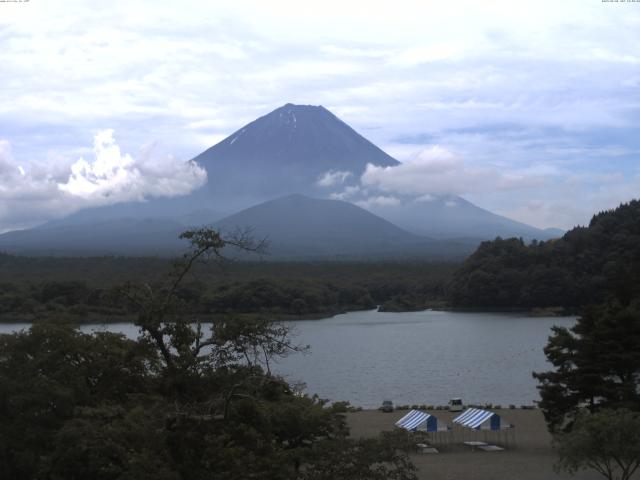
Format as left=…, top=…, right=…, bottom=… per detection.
left=0, top=255, right=455, bottom=323
left=448, top=200, right=640, bottom=310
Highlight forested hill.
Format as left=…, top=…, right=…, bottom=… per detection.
left=448, top=200, right=640, bottom=309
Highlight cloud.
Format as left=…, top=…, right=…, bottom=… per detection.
left=415, top=194, right=435, bottom=202
left=0, top=131, right=206, bottom=233
left=1, top=0, right=639, bottom=229
left=329, top=185, right=361, bottom=200
left=316, top=169, right=352, bottom=187
left=355, top=195, right=401, bottom=209
left=59, top=130, right=206, bottom=201
left=360, top=145, right=545, bottom=197
left=388, top=43, right=463, bottom=67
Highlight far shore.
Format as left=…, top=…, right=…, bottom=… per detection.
left=346, top=408, right=607, bottom=480
left=0, top=305, right=577, bottom=325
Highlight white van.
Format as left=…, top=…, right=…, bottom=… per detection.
left=449, top=398, right=463, bottom=412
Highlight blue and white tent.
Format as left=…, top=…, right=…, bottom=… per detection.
left=453, top=408, right=501, bottom=430
left=395, top=410, right=438, bottom=432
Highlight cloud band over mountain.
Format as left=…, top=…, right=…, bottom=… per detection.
left=0, top=131, right=206, bottom=233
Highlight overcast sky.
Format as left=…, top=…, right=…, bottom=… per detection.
left=1, top=0, right=639, bottom=231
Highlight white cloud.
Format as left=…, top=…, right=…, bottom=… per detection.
left=316, top=169, right=352, bottom=187
left=59, top=130, right=206, bottom=202
left=0, top=131, right=207, bottom=233
left=467, top=170, right=640, bottom=230
left=320, top=45, right=391, bottom=58
left=415, top=193, right=435, bottom=202
left=355, top=195, right=401, bottom=209
left=586, top=48, right=640, bottom=65
left=388, top=43, right=463, bottom=67
left=0, top=0, right=639, bottom=229
left=361, top=145, right=545, bottom=197
left=329, top=185, right=362, bottom=200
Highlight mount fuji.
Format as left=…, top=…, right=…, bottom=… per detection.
left=0, top=103, right=560, bottom=257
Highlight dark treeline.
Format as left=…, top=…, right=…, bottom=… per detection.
left=0, top=256, right=456, bottom=322
left=448, top=200, right=640, bottom=310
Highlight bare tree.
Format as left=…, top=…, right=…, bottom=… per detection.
left=120, top=227, right=302, bottom=375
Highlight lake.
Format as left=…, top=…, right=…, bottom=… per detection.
left=0, top=309, right=574, bottom=409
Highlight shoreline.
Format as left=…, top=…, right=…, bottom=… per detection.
left=0, top=304, right=578, bottom=325
left=346, top=408, right=603, bottom=480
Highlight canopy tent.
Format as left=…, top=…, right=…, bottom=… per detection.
left=395, top=410, right=438, bottom=432
left=453, top=408, right=501, bottom=430
left=452, top=408, right=516, bottom=448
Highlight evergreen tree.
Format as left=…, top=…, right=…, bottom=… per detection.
left=534, top=302, right=640, bottom=432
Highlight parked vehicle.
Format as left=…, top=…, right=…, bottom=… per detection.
left=381, top=400, right=394, bottom=412
left=449, top=397, right=463, bottom=412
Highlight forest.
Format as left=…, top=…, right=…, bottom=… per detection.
left=0, top=255, right=454, bottom=323
left=1, top=200, right=639, bottom=325
left=448, top=200, right=640, bottom=310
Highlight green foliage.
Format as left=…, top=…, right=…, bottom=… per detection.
left=202, top=278, right=376, bottom=317
left=449, top=200, right=640, bottom=308
left=534, top=302, right=640, bottom=432
left=299, top=430, right=417, bottom=480
left=554, top=409, right=640, bottom=480
left=0, top=229, right=417, bottom=479
left=49, top=404, right=178, bottom=480
left=0, top=258, right=455, bottom=323
left=0, top=324, right=155, bottom=479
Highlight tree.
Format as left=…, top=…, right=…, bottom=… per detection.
left=300, top=430, right=417, bottom=480
left=449, top=199, right=640, bottom=309
left=0, top=228, right=418, bottom=479
left=0, top=324, right=155, bottom=479
left=533, top=302, right=640, bottom=432
left=120, top=227, right=272, bottom=375
left=554, top=409, right=640, bottom=480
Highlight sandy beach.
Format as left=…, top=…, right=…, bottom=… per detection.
left=346, top=409, right=618, bottom=480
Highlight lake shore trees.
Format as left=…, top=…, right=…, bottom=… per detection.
left=0, top=228, right=417, bottom=479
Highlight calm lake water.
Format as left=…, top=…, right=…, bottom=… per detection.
left=0, top=309, right=575, bottom=409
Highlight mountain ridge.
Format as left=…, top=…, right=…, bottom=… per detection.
left=191, top=103, right=400, bottom=208
left=0, top=103, right=562, bottom=256
left=212, top=194, right=475, bottom=259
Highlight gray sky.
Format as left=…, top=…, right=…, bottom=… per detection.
left=1, top=0, right=639, bottom=231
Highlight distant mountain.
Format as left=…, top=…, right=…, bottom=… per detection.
left=0, top=218, right=185, bottom=256
left=213, top=194, right=474, bottom=259
left=0, top=195, right=475, bottom=259
left=543, top=227, right=566, bottom=237
left=194, top=103, right=399, bottom=206
left=363, top=195, right=560, bottom=240
left=213, top=194, right=418, bottom=257
left=1, top=103, right=561, bottom=256
left=41, top=196, right=224, bottom=230
left=19, top=102, right=402, bottom=233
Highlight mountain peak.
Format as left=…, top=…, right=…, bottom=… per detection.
left=264, top=103, right=331, bottom=126
left=211, top=194, right=435, bottom=258
left=191, top=103, right=399, bottom=203
left=280, top=102, right=324, bottom=109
